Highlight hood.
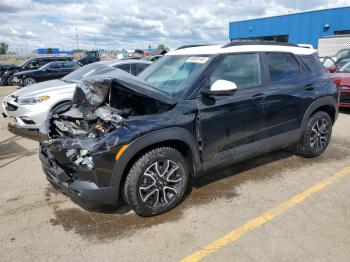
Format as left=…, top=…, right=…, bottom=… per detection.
left=11, top=79, right=76, bottom=98
left=73, top=69, right=176, bottom=108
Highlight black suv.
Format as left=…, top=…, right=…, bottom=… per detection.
left=11, top=43, right=338, bottom=216
left=1, top=56, right=73, bottom=86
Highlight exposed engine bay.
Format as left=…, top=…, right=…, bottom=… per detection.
left=41, top=72, right=174, bottom=170
left=8, top=71, right=175, bottom=170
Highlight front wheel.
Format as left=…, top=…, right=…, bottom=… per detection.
left=293, top=111, right=332, bottom=158
left=124, top=147, right=189, bottom=216
left=7, top=75, right=14, bottom=86
left=23, top=77, right=36, bottom=87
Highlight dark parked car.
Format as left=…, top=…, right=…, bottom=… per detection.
left=75, top=51, right=100, bottom=65
left=9, top=43, right=338, bottom=216
left=1, top=56, right=73, bottom=86
left=12, top=61, right=81, bottom=87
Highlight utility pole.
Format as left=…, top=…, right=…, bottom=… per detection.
left=75, top=28, right=79, bottom=50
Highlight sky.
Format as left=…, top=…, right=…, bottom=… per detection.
left=0, top=0, right=349, bottom=52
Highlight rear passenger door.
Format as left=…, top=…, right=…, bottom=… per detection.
left=259, top=52, right=310, bottom=138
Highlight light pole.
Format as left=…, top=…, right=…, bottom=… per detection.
left=75, top=28, right=79, bottom=50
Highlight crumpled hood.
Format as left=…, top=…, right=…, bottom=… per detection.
left=73, top=69, right=177, bottom=108
left=11, top=79, right=76, bottom=98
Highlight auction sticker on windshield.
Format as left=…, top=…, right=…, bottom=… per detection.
left=186, top=56, right=209, bottom=63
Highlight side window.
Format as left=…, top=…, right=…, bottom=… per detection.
left=26, top=59, right=39, bottom=69
left=210, top=53, right=261, bottom=88
left=266, top=53, right=300, bottom=82
left=301, top=55, right=327, bottom=75
left=63, top=62, right=77, bottom=69
left=48, top=62, right=61, bottom=69
left=134, top=63, right=149, bottom=75
left=115, top=64, right=131, bottom=73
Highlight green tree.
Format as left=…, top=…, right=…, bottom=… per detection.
left=0, top=42, right=9, bottom=55
left=157, top=43, right=166, bottom=50
left=46, top=48, right=53, bottom=54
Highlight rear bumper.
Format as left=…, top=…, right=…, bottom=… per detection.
left=40, top=147, right=118, bottom=206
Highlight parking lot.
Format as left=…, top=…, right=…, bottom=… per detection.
left=1, top=85, right=350, bottom=261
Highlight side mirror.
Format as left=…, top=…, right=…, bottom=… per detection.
left=201, top=80, right=237, bottom=96
left=327, top=66, right=337, bottom=73
left=322, top=57, right=338, bottom=73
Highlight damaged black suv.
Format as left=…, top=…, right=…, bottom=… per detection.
left=14, top=43, right=338, bottom=216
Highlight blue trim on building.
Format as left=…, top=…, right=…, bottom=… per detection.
left=229, top=7, right=350, bottom=48
left=32, top=48, right=73, bottom=55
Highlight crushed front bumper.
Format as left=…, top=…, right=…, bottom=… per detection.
left=40, top=146, right=118, bottom=206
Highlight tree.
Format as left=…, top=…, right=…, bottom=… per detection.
left=0, top=42, right=9, bottom=55
left=157, top=43, right=166, bottom=50
left=46, top=48, right=53, bottom=54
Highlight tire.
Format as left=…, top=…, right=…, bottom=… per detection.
left=293, top=111, right=332, bottom=158
left=7, top=75, right=14, bottom=86
left=124, top=147, right=189, bottom=216
left=22, top=77, right=36, bottom=87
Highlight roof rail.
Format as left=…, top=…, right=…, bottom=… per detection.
left=175, top=44, right=212, bottom=50
left=222, top=41, right=299, bottom=48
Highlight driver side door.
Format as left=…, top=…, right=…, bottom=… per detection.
left=197, top=53, right=266, bottom=166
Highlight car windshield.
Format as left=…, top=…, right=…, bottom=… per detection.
left=138, top=55, right=213, bottom=98
left=38, top=63, right=52, bottom=70
left=61, top=63, right=108, bottom=83
left=141, top=56, right=152, bottom=61
left=336, top=50, right=350, bottom=60
left=339, top=62, right=350, bottom=73
left=19, top=58, right=33, bottom=67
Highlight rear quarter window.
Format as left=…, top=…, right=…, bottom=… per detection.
left=299, top=54, right=328, bottom=75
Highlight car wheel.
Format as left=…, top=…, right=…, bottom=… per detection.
left=293, top=111, right=332, bottom=158
left=7, top=75, right=14, bottom=86
left=124, top=147, right=189, bottom=216
left=23, top=77, right=36, bottom=87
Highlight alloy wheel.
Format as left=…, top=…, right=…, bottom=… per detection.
left=138, top=160, right=183, bottom=208
left=310, top=118, right=330, bottom=151
left=23, top=77, right=36, bottom=86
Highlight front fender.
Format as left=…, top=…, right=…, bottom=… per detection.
left=110, top=127, right=202, bottom=188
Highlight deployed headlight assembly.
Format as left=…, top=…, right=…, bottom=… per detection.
left=339, top=85, right=350, bottom=90
left=18, top=95, right=50, bottom=105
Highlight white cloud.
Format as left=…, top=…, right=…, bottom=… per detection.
left=41, top=18, right=54, bottom=28
left=0, top=0, right=349, bottom=52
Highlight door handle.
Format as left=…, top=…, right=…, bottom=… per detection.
left=304, top=84, right=314, bottom=90
left=251, top=93, right=266, bottom=102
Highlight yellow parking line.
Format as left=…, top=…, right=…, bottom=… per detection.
left=180, top=165, right=350, bottom=262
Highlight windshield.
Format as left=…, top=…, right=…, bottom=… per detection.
left=138, top=55, right=213, bottom=98
left=336, top=50, right=350, bottom=60
left=339, top=61, right=350, bottom=73
left=19, top=58, right=32, bottom=67
left=62, top=63, right=108, bottom=83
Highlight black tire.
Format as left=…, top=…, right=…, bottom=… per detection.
left=124, top=147, right=189, bottom=216
left=293, top=111, right=332, bottom=158
left=7, top=75, right=14, bottom=86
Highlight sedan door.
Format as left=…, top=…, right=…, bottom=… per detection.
left=197, top=53, right=265, bottom=164
left=42, top=62, right=64, bottom=81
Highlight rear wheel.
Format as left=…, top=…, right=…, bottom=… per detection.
left=23, top=77, right=36, bottom=87
left=124, top=147, right=189, bottom=216
left=294, top=111, right=332, bottom=158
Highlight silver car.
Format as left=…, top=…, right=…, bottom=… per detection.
left=2, top=60, right=151, bottom=129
